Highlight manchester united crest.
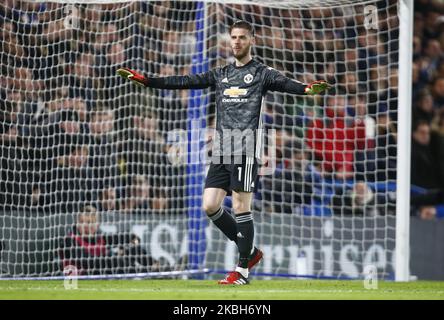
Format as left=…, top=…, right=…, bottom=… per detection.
left=244, top=74, right=253, bottom=84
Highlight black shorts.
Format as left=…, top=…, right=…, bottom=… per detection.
left=204, top=156, right=258, bottom=194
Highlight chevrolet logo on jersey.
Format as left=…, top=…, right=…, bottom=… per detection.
left=223, top=87, right=247, bottom=97
left=223, top=87, right=248, bottom=102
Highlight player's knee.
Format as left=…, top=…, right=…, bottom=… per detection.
left=202, top=202, right=219, bottom=216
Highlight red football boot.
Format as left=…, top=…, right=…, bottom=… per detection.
left=218, top=271, right=249, bottom=285
left=248, top=247, right=263, bottom=270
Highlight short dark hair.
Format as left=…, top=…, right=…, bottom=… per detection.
left=78, top=204, right=97, bottom=218
left=412, top=119, right=430, bottom=133
left=229, top=20, right=254, bottom=37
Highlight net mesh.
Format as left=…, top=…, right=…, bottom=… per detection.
left=0, top=0, right=399, bottom=279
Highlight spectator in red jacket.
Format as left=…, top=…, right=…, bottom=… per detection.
left=306, top=95, right=366, bottom=179
left=59, top=205, right=158, bottom=275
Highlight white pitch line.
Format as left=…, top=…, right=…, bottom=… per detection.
left=1, top=287, right=444, bottom=295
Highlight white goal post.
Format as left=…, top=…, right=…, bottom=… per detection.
left=395, top=0, right=413, bottom=282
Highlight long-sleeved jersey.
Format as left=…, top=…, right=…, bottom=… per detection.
left=145, top=59, right=307, bottom=159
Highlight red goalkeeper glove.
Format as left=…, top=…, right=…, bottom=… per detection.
left=304, top=80, right=331, bottom=95
left=117, top=67, right=148, bottom=87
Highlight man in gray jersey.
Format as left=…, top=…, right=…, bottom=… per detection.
left=117, top=20, right=329, bottom=285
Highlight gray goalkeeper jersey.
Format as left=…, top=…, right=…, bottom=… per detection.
left=147, top=59, right=307, bottom=159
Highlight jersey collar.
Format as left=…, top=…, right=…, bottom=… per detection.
left=233, top=58, right=255, bottom=69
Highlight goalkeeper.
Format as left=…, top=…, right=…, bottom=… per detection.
left=117, top=20, right=330, bottom=285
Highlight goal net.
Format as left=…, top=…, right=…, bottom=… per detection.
left=0, top=0, right=403, bottom=280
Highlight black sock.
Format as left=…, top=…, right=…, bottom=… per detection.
left=208, top=207, right=238, bottom=244
left=236, top=212, right=254, bottom=269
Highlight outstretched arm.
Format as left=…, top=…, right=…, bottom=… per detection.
left=117, top=67, right=216, bottom=89
left=265, top=68, right=331, bottom=95
left=304, top=80, right=331, bottom=95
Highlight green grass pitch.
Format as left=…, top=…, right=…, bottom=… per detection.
left=1, top=279, right=444, bottom=300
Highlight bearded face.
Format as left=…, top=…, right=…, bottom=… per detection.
left=230, top=28, right=254, bottom=61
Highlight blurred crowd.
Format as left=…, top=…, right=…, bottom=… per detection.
left=0, top=0, right=441, bottom=219
left=0, top=1, right=189, bottom=215
left=408, top=0, right=444, bottom=219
